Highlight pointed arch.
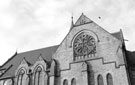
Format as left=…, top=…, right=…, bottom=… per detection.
left=63, top=79, right=68, bottom=85
left=106, top=73, right=113, bottom=85
left=34, top=66, right=42, bottom=85
left=71, top=78, right=76, bottom=85
left=97, top=74, right=104, bottom=85
left=17, top=69, right=25, bottom=85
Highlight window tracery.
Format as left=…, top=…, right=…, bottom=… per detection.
left=73, top=32, right=96, bottom=59
left=34, top=66, right=42, bottom=85
left=17, top=69, right=25, bottom=85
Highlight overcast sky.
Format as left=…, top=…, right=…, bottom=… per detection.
left=0, top=0, right=135, bottom=65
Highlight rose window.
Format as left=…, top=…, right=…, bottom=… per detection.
left=74, top=32, right=96, bottom=57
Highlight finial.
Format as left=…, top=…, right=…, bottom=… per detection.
left=70, top=13, right=74, bottom=31
left=71, top=14, right=74, bottom=27
left=71, top=14, right=74, bottom=25
left=71, top=12, right=74, bottom=22
left=71, top=16, right=73, bottom=22
left=15, top=49, right=18, bottom=55
left=82, top=12, right=84, bottom=15
left=120, top=29, right=124, bottom=42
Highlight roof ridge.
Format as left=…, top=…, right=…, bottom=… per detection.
left=18, top=45, right=59, bottom=54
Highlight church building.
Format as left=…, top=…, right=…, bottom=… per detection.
left=0, top=13, right=135, bottom=85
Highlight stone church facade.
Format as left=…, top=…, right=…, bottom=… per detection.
left=0, top=13, right=134, bottom=85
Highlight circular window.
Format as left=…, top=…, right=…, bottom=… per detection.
left=36, top=66, right=42, bottom=72
left=20, top=69, right=25, bottom=74
left=74, top=32, right=96, bottom=57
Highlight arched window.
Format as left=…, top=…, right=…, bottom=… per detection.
left=34, top=66, right=42, bottom=85
left=63, top=79, right=68, bottom=85
left=17, top=69, right=25, bottom=85
left=71, top=78, right=76, bottom=85
left=107, top=73, right=113, bottom=85
left=97, top=74, right=104, bottom=85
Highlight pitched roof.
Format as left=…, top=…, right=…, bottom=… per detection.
left=111, top=31, right=123, bottom=41
left=0, top=45, right=59, bottom=79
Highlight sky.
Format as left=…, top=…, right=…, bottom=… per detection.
left=0, top=0, right=135, bottom=65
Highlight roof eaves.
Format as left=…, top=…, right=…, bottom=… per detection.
left=0, top=65, right=13, bottom=78
left=1, top=52, right=17, bottom=69
left=0, top=76, right=14, bottom=80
